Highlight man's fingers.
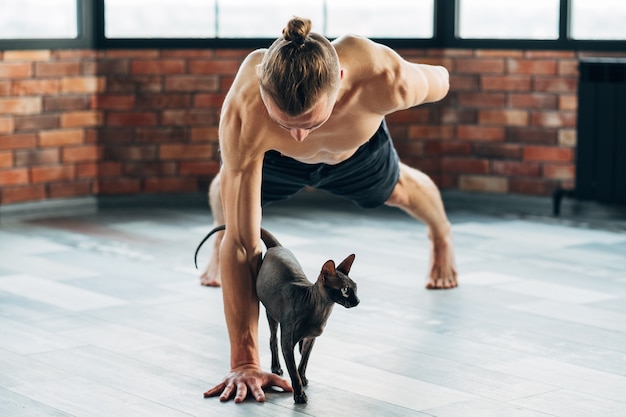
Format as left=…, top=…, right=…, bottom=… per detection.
left=251, top=387, right=265, bottom=402
left=203, top=382, right=225, bottom=398
left=219, top=383, right=235, bottom=402
left=234, top=382, right=248, bottom=403
left=269, top=374, right=293, bottom=392
left=244, top=377, right=266, bottom=402
left=205, top=370, right=293, bottom=402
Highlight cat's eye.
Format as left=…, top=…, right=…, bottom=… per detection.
left=341, top=287, right=349, bottom=298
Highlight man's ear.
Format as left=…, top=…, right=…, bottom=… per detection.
left=340, top=68, right=345, bottom=80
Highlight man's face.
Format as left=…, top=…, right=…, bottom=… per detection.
left=262, top=93, right=335, bottom=142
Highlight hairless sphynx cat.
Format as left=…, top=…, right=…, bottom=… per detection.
left=195, top=225, right=359, bottom=403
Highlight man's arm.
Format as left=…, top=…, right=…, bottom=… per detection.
left=212, top=53, right=264, bottom=380
left=203, top=102, right=292, bottom=402
left=384, top=45, right=449, bottom=110
left=345, top=36, right=449, bottom=113
left=220, top=157, right=263, bottom=370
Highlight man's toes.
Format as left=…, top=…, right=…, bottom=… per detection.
left=443, top=278, right=458, bottom=289
left=200, top=275, right=222, bottom=287
left=426, top=277, right=457, bottom=289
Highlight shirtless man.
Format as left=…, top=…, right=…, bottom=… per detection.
left=202, top=17, right=457, bottom=403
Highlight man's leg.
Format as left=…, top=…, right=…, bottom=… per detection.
left=200, top=151, right=310, bottom=286
left=385, top=162, right=458, bottom=289
left=200, top=171, right=224, bottom=287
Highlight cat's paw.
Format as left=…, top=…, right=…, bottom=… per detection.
left=301, top=376, right=308, bottom=386
left=294, top=391, right=308, bottom=404
left=271, top=366, right=283, bottom=376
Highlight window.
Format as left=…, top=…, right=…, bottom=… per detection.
left=217, top=0, right=324, bottom=38
left=2, top=0, right=625, bottom=49
left=105, top=0, right=216, bottom=38
left=0, top=0, right=77, bottom=39
left=571, top=0, right=626, bottom=40
left=325, top=0, right=433, bottom=38
left=458, top=0, right=560, bottom=39
left=103, top=0, right=434, bottom=39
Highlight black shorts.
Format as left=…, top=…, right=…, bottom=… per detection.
left=261, top=120, right=400, bottom=209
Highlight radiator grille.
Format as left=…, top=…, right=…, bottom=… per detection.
left=576, top=58, right=626, bottom=204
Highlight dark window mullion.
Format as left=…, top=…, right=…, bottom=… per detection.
left=433, top=0, right=456, bottom=48
left=559, top=0, right=571, bottom=40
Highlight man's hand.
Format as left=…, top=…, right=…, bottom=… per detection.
left=204, top=366, right=293, bottom=403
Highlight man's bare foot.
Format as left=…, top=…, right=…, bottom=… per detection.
left=200, top=246, right=222, bottom=287
left=200, top=271, right=221, bottom=287
left=426, top=231, right=458, bottom=290
left=199, top=226, right=223, bottom=287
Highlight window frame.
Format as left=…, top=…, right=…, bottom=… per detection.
left=0, top=0, right=95, bottom=50
left=0, top=0, right=625, bottom=51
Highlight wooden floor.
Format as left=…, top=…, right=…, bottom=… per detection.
left=1, top=194, right=626, bottom=417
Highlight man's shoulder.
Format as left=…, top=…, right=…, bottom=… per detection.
left=227, top=49, right=265, bottom=98
left=333, top=34, right=375, bottom=51
left=239, top=49, right=266, bottom=70
left=335, top=35, right=395, bottom=70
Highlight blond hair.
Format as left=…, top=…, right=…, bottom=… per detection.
left=258, top=17, right=340, bottom=116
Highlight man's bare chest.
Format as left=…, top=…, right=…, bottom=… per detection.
left=270, top=115, right=384, bottom=165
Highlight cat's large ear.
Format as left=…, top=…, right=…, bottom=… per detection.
left=337, top=254, right=355, bottom=274
left=321, top=260, right=336, bottom=278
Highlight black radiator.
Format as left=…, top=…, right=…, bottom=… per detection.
left=576, top=58, right=626, bottom=204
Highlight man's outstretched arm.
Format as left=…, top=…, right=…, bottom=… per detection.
left=204, top=108, right=292, bottom=402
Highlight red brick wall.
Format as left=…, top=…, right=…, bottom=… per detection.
left=390, top=48, right=625, bottom=196
left=1, top=47, right=625, bottom=206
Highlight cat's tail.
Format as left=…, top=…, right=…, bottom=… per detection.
left=260, top=228, right=282, bottom=249
left=193, top=225, right=282, bottom=269
left=193, top=224, right=225, bottom=269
